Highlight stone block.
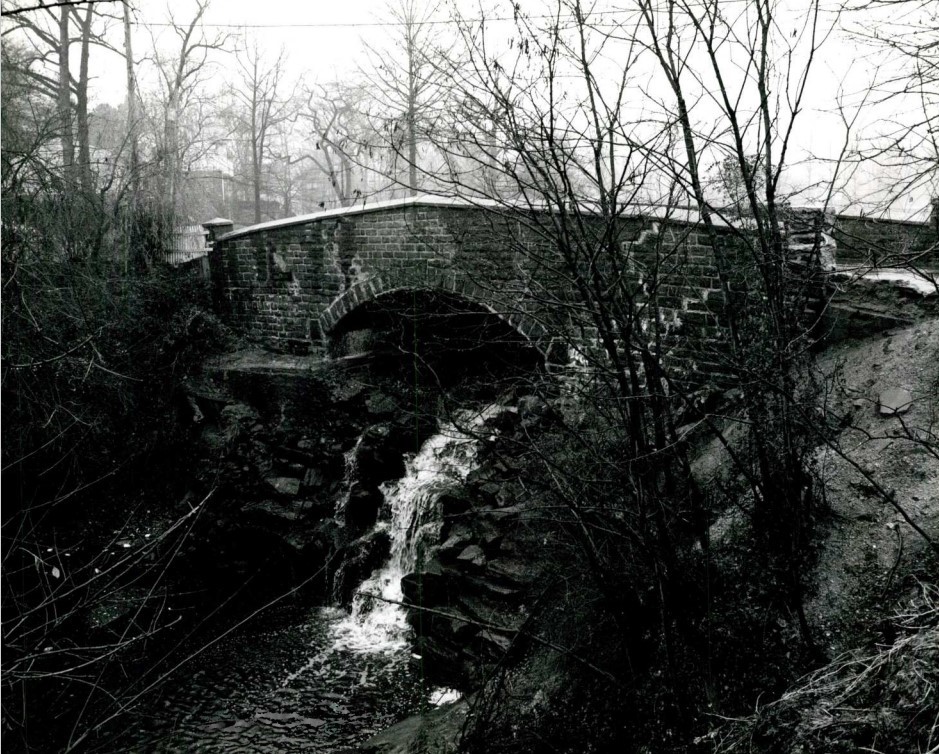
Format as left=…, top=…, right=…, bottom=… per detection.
left=266, top=476, right=301, bottom=497
left=879, top=388, right=913, bottom=415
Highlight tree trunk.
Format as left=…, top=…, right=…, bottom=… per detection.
left=251, top=59, right=262, bottom=224
left=252, top=134, right=262, bottom=223
left=123, top=2, right=139, bottom=205
left=406, top=27, right=418, bottom=196
left=164, top=90, right=179, bottom=217
left=76, top=4, right=93, bottom=192
left=57, top=7, right=74, bottom=185
left=282, top=154, right=291, bottom=216
left=341, top=153, right=352, bottom=205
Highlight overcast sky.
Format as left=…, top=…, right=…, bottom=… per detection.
left=89, top=1, right=505, bottom=104
left=3, top=0, right=935, bottom=218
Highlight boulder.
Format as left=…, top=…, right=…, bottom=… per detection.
left=365, top=391, right=398, bottom=417
left=344, top=483, right=383, bottom=535
left=438, top=532, right=473, bottom=557
left=401, top=563, right=449, bottom=604
left=359, top=700, right=469, bottom=754
left=476, top=629, right=514, bottom=654
left=241, top=499, right=299, bottom=523
left=456, top=592, right=514, bottom=623
left=437, top=519, right=476, bottom=551
left=265, top=476, right=301, bottom=497
left=438, top=492, right=472, bottom=517
left=333, top=529, right=391, bottom=605
left=354, top=424, right=406, bottom=484
left=879, top=387, right=913, bottom=415
left=463, top=574, right=521, bottom=599
left=484, top=407, right=520, bottom=432
left=486, top=558, right=536, bottom=587
left=456, top=544, right=487, bottom=568
left=330, top=378, right=366, bottom=404
left=301, top=467, right=325, bottom=493
left=391, top=411, right=440, bottom=448
left=273, top=445, right=318, bottom=466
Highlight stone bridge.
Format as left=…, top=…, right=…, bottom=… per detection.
left=205, top=196, right=937, bottom=380
left=206, top=197, right=715, bottom=368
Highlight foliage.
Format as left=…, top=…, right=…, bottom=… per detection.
left=1, top=218, right=229, bottom=750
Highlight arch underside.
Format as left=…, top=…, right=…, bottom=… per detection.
left=318, top=275, right=563, bottom=364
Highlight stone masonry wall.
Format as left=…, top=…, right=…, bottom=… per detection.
left=831, top=215, right=938, bottom=269
left=209, top=203, right=583, bottom=355
left=210, top=199, right=923, bottom=387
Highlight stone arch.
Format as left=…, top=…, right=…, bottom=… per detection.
left=317, top=273, right=563, bottom=364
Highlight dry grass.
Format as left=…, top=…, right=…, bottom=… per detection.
left=711, top=582, right=939, bottom=754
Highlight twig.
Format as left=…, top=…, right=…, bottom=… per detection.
left=1, top=0, right=122, bottom=18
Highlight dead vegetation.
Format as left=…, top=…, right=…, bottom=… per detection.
left=712, top=582, right=939, bottom=754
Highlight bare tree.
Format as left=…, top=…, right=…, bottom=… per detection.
left=1, top=0, right=122, bottom=18
left=361, top=0, right=451, bottom=196
left=148, top=0, right=228, bottom=215
left=842, top=0, right=938, bottom=218
left=4, top=1, right=126, bottom=192
left=407, top=5, right=894, bottom=738
left=294, top=80, right=378, bottom=207
left=229, top=41, right=295, bottom=223
left=121, top=0, right=139, bottom=205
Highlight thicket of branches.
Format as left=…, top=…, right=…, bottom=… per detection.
left=2, top=0, right=936, bottom=750
left=380, top=0, right=936, bottom=745
left=0, top=5, right=234, bottom=750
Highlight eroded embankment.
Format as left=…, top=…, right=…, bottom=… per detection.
left=116, top=320, right=937, bottom=754
left=359, top=321, right=938, bottom=754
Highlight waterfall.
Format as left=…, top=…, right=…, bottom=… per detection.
left=331, top=406, right=499, bottom=654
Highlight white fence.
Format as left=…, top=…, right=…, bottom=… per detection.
left=165, top=225, right=208, bottom=266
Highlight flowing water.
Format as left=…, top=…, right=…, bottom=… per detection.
left=332, top=406, right=499, bottom=654
left=104, top=408, right=496, bottom=752
left=104, top=606, right=423, bottom=753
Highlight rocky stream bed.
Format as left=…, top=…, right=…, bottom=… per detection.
left=81, top=352, right=545, bottom=753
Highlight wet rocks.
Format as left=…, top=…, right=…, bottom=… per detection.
left=400, top=407, right=547, bottom=686
left=355, top=424, right=407, bottom=484
left=401, top=557, right=447, bottom=603
left=189, top=356, right=554, bottom=701
left=344, top=482, right=384, bottom=535
left=359, top=699, right=469, bottom=754
left=456, top=544, right=486, bottom=568
left=485, top=558, right=535, bottom=588
left=366, top=391, right=398, bottom=417
left=266, top=476, right=301, bottom=497
left=334, top=529, right=391, bottom=606
left=242, top=499, right=301, bottom=522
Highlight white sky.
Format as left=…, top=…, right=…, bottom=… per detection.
left=3, top=0, right=935, bottom=218
left=90, top=0, right=506, bottom=104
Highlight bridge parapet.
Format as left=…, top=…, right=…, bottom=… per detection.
left=207, top=197, right=935, bottom=385
left=208, top=198, right=570, bottom=354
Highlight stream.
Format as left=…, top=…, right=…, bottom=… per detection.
left=101, top=408, right=494, bottom=752
left=105, top=606, right=424, bottom=753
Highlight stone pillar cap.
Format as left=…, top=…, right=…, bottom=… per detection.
left=202, top=217, right=234, bottom=228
